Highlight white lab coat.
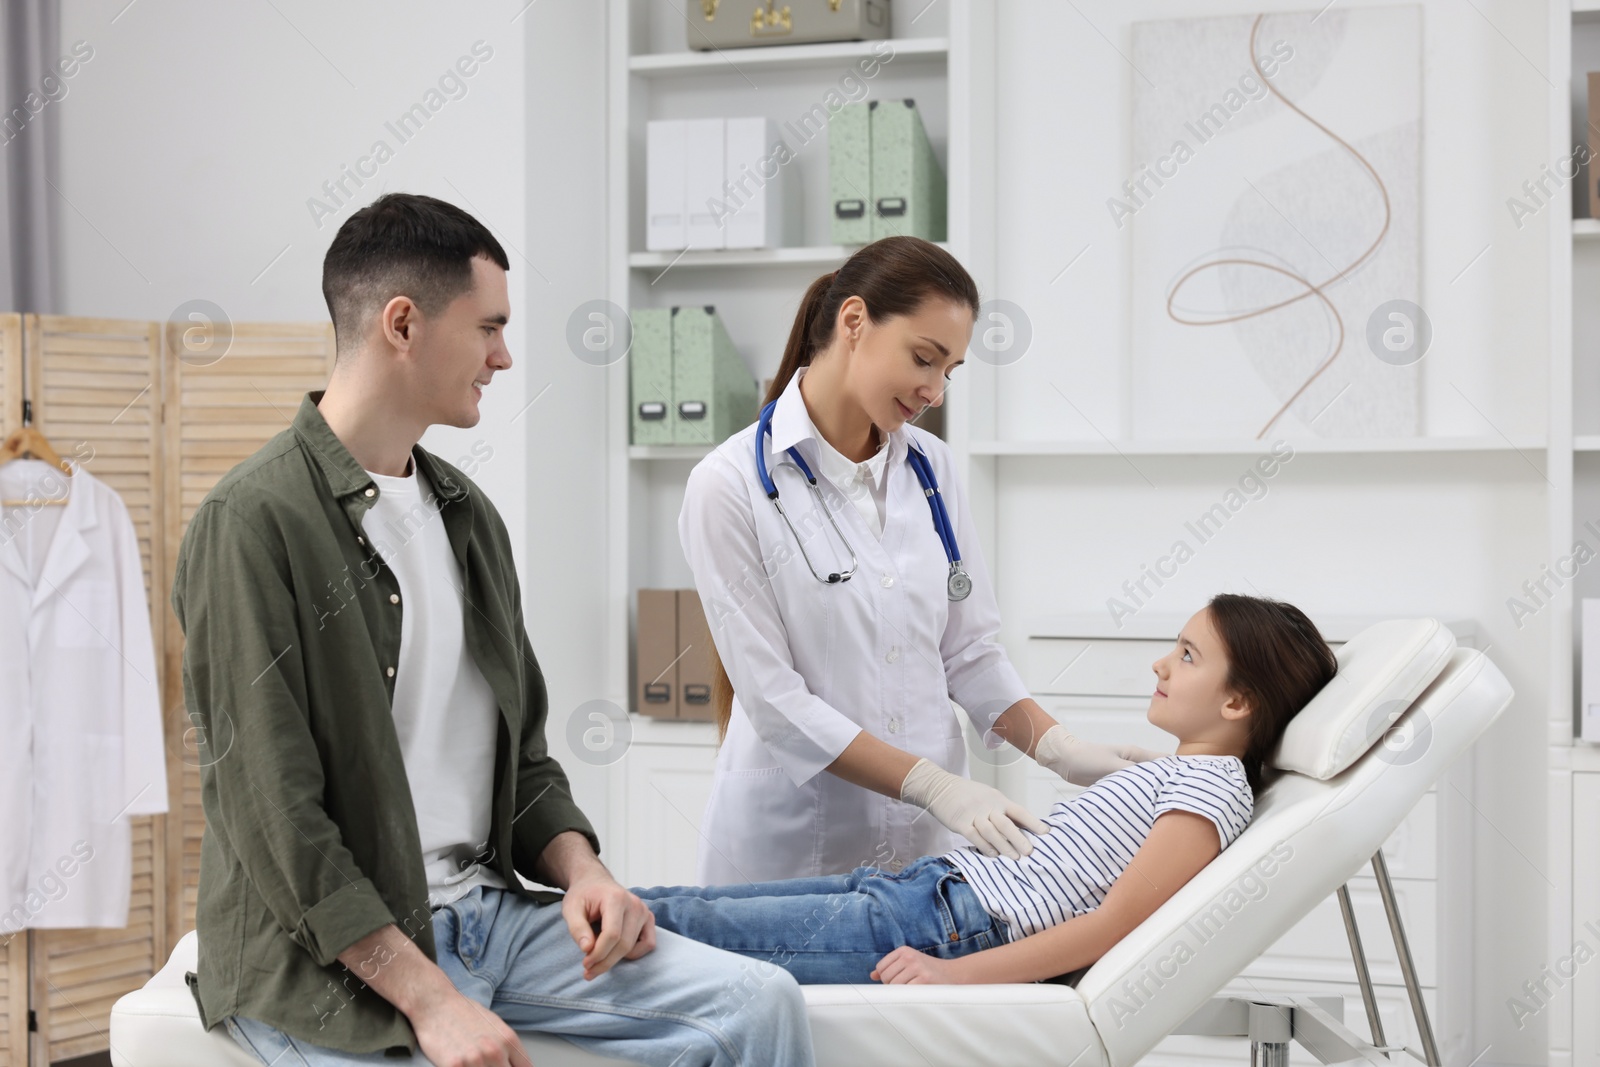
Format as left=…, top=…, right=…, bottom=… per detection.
left=679, top=370, right=1029, bottom=884
left=0, top=459, right=168, bottom=931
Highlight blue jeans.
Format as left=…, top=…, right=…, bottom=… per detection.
left=632, top=855, right=1005, bottom=985
left=223, top=885, right=813, bottom=1066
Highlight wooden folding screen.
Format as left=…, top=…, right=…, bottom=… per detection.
left=23, top=316, right=164, bottom=1065
left=2, top=314, right=335, bottom=1066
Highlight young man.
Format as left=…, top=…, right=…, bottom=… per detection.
left=171, top=193, right=813, bottom=1067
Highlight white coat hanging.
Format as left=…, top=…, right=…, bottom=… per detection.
left=0, top=458, right=168, bottom=932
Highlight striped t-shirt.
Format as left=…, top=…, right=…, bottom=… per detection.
left=943, top=755, right=1253, bottom=942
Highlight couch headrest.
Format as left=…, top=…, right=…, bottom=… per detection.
left=1270, top=618, right=1456, bottom=780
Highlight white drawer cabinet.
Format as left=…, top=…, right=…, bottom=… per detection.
left=607, top=726, right=719, bottom=890
left=1025, top=638, right=1174, bottom=697
left=1248, top=876, right=1437, bottom=987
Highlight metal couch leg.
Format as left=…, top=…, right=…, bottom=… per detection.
left=1370, top=849, right=1442, bottom=1067
left=1337, top=882, right=1388, bottom=1049
left=1248, top=1001, right=1292, bottom=1067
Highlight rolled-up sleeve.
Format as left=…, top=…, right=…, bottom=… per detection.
left=931, top=441, right=1030, bottom=742
left=172, top=498, right=394, bottom=967
left=679, top=453, right=862, bottom=786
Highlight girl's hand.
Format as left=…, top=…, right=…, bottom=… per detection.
left=871, top=945, right=963, bottom=985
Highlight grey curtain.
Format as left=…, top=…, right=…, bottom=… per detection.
left=0, top=0, right=58, bottom=314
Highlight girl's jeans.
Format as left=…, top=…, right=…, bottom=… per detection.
left=632, top=855, right=1006, bottom=984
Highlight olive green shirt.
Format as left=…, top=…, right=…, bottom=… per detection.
left=171, top=391, right=599, bottom=1057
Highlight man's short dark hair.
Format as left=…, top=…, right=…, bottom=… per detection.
left=321, top=193, right=510, bottom=355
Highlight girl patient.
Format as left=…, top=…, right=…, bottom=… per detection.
left=632, top=594, right=1336, bottom=985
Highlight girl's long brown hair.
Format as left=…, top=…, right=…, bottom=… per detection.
left=706, top=236, right=981, bottom=742
left=1204, top=594, right=1338, bottom=795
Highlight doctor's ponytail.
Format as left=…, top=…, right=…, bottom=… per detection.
left=763, top=270, right=838, bottom=406
left=711, top=235, right=982, bottom=741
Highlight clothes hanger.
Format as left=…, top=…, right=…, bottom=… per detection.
left=1, top=399, right=72, bottom=507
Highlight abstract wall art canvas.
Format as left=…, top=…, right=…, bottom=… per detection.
left=1126, top=7, right=1421, bottom=441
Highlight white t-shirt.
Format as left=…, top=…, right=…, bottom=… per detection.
left=944, top=755, right=1253, bottom=942
left=362, top=458, right=507, bottom=908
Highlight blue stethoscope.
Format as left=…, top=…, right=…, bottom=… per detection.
left=755, top=399, right=972, bottom=601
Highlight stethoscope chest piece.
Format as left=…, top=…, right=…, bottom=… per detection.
left=947, top=567, right=972, bottom=601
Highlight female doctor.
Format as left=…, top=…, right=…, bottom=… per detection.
left=679, top=237, right=1159, bottom=885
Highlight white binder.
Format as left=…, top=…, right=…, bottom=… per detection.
left=723, top=116, right=793, bottom=250
left=684, top=118, right=727, bottom=250
left=646, top=119, right=686, bottom=251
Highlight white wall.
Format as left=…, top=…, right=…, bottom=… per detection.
left=54, top=0, right=613, bottom=813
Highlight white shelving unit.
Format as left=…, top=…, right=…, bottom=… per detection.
left=601, top=0, right=998, bottom=888
left=1547, top=4, right=1600, bottom=1065
left=627, top=34, right=948, bottom=76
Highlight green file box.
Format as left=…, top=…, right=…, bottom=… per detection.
left=671, top=306, right=756, bottom=446
left=629, top=308, right=674, bottom=445
left=829, top=102, right=873, bottom=246
left=870, top=98, right=946, bottom=242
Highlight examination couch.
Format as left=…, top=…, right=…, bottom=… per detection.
left=110, top=617, right=1509, bottom=1066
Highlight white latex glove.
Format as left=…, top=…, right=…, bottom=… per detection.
left=1034, top=724, right=1171, bottom=787
left=899, top=758, right=1048, bottom=860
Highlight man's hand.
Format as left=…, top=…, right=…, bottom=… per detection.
left=871, top=945, right=964, bottom=985
left=335, top=924, right=529, bottom=1067
left=560, top=872, right=657, bottom=981
left=409, top=988, right=532, bottom=1067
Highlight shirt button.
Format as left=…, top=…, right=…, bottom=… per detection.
left=881, top=574, right=895, bottom=589
left=886, top=647, right=899, bottom=664
left=389, top=593, right=399, bottom=604
left=887, top=719, right=900, bottom=734
left=386, top=666, right=395, bottom=677
left=364, top=487, right=376, bottom=498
